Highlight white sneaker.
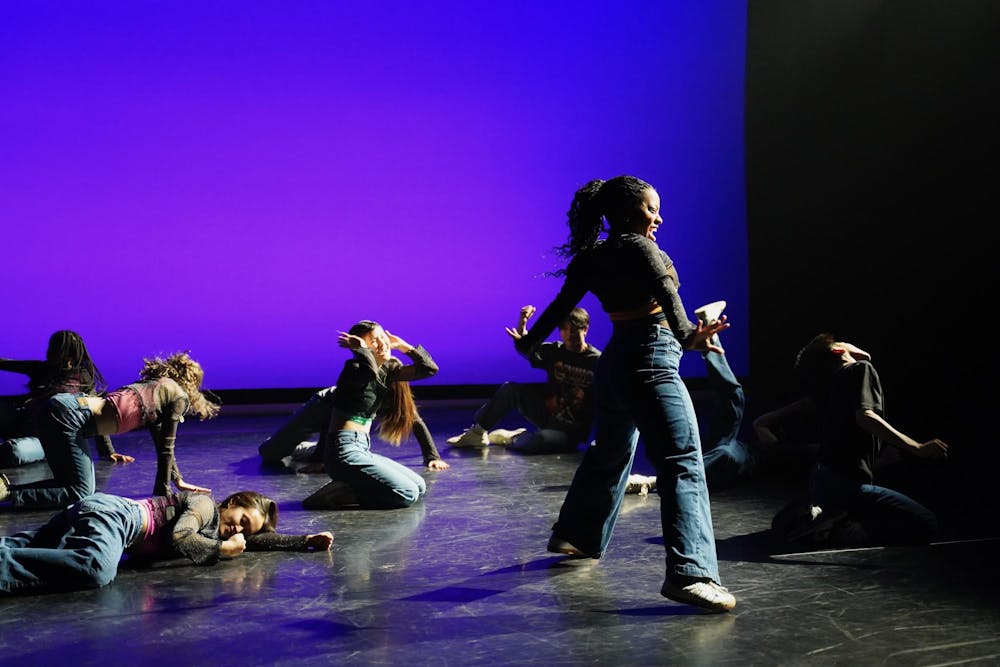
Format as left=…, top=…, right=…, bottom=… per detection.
left=695, top=300, right=726, bottom=326
left=447, top=425, right=489, bottom=448
left=624, top=474, right=657, bottom=496
left=488, top=428, right=527, bottom=445
left=661, top=579, right=736, bottom=613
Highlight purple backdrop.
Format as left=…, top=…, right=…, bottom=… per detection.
left=1, top=3, right=748, bottom=393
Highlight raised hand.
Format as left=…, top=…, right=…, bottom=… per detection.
left=337, top=331, right=366, bottom=350
left=506, top=304, right=537, bottom=340
left=385, top=330, right=412, bottom=351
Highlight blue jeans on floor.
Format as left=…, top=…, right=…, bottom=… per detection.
left=9, top=393, right=97, bottom=510
left=552, top=322, right=722, bottom=585
left=0, top=436, right=46, bottom=467
left=810, top=464, right=938, bottom=544
left=324, top=430, right=426, bottom=509
left=0, top=493, right=144, bottom=594
left=258, top=386, right=336, bottom=465
left=474, top=382, right=585, bottom=454
left=0, top=396, right=45, bottom=467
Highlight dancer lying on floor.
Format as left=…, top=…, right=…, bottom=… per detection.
left=0, top=489, right=334, bottom=595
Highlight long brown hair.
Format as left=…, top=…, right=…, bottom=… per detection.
left=377, top=380, right=417, bottom=446
left=348, top=320, right=417, bottom=446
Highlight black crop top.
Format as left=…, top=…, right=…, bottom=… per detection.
left=329, top=345, right=438, bottom=421
left=515, top=233, right=698, bottom=358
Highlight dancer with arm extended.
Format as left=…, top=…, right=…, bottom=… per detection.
left=1, top=330, right=129, bottom=467
left=515, top=175, right=734, bottom=612
left=258, top=384, right=449, bottom=472
left=1, top=352, right=219, bottom=511
left=301, top=321, right=440, bottom=509
left=764, top=333, right=948, bottom=548
left=448, top=304, right=600, bottom=454
left=0, top=489, right=333, bottom=596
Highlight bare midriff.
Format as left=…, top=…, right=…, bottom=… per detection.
left=79, top=396, right=120, bottom=436
left=329, top=414, right=372, bottom=435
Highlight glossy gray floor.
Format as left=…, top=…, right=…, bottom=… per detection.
left=2, top=402, right=999, bottom=666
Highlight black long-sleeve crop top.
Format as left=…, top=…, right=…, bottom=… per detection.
left=329, top=345, right=438, bottom=421
left=515, top=233, right=698, bottom=359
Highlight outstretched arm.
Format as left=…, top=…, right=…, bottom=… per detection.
left=246, top=530, right=334, bottom=551
left=855, top=409, right=949, bottom=460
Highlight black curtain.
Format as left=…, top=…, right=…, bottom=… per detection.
left=745, top=1, right=1000, bottom=514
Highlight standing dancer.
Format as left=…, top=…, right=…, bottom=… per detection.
left=514, top=175, right=735, bottom=612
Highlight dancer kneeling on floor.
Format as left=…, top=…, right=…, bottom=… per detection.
left=0, top=489, right=333, bottom=596
left=448, top=304, right=600, bottom=454
left=761, top=333, right=949, bottom=549
left=258, top=385, right=449, bottom=473
left=1, top=352, right=219, bottom=511
left=302, top=320, right=439, bottom=510
left=1, top=329, right=130, bottom=468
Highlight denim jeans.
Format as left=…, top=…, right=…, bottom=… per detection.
left=258, top=386, right=336, bottom=465
left=0, top=436, right=46, bottom=467
left=552, top=321, right=722, bottom=584
left=324, top=430, right=426, bottom=509
left=0, top=493, right=144, bottom=594
left=700, top=349, right=753, bottom=489
left=810, top=463, right=937, bottom=544
left=474, top=382, right=585, bottom=454
left=10, top=393, right=97, bottom=510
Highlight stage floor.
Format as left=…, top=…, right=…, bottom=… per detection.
left=2, top=402, right=999, bottom=666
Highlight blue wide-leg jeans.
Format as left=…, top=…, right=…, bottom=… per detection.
left=0, top=493, right=144, bottom=594
left=552, top=322, right=722, bottom=584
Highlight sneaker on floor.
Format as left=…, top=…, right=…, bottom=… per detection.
left=661, top=579, right=736, bottom=613
left=546, top=535, right=594, bottom=559
left=488, top=428, right=527, bottom=445
left=694, top=300, right=726, bottom=326
left=624, top=474, right=657, bottom=496
left=447, top=425, right=489, bottom=448
left=302, top=480, right=360, bottom=509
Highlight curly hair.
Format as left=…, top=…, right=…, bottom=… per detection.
left=139, top=352, right=221, bottom=420
left=218, top=490, right=278, bottom=534
left=347, top=320, right=417, bottom=446
left=550, top=175, right=654, bottom=277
